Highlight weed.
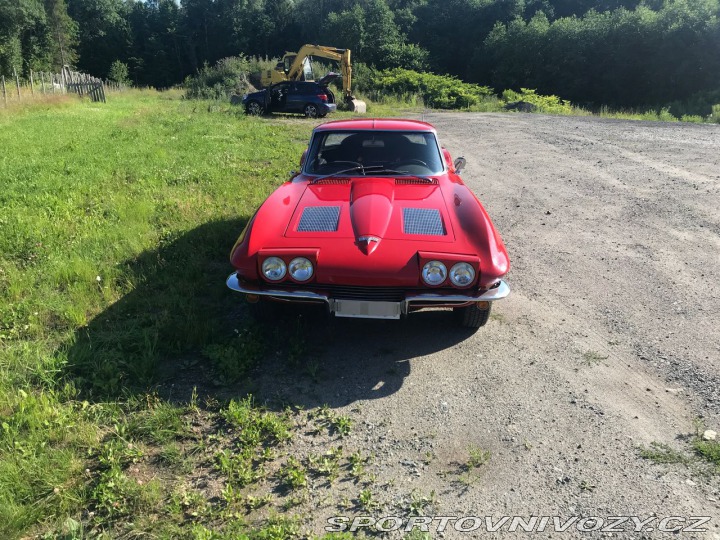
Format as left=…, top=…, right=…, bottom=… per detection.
left=332, top=415, right=353, bottom=438
left=408, top=489, right=436, bottom=516
left=467, top=445, right=491, bottom=469
left=279, top=457, right=308, bottom=490
left=348, top=451, right=368, bottom=479
left=203, top=327, right=264, bottom=384
left=692, top=439, right=720, bottom=469
left=358, top=488, right=378, bottom=511
left=579, top=479, right=596, bottom=492
left=639, top=442, right=690, bottom=465
left=581, top=350, right=608, bottom=366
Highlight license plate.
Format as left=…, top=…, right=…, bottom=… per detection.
left=333, top=299, right=402, bottom=319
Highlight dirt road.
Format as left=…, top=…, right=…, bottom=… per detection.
left=253, top=113, right=720, bottom=538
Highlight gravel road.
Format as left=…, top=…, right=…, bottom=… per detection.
left=253, top=113, right=720, bottom=538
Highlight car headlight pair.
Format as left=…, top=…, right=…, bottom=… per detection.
left=262, top=257, right=313, bottom=282
left=422, top=261, right=475, bottom=287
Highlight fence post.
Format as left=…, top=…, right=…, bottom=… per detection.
left=13, top=67, right=21, bottom=100
left=30, top=70, right=35, bottom=96
left=1, top=76, right=6, bottom=107
left=40, top=72, right=46, bottom=94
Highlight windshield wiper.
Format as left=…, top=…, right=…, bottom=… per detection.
left=361, top=168, right=435, bottom=183
left=311, top=165, right=433, bottom=184
left=310, top=164, right=366, bottom=183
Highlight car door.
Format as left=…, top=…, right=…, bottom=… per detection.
left=284, top=83, right=305, bottom=113
left=268, top=82, right=290, bottom=113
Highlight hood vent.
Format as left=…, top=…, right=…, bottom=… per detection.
left=395, top=178, right=438, bottom=185
left=403, top=208, right=445, bottom=236
left=314, top=178, right=351, bottom=185
left=298, top=206, right=341, bottom=232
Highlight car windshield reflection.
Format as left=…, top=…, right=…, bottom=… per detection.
left=306, top=131, right=445, bottom=176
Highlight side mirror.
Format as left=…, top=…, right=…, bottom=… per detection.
left=442, top=148, right=454, bottom=172
left=454, top=157, right=467, bottom=174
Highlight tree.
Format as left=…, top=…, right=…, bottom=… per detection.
left=67, top=0, right=131, bottom=76
left=44, top=0, right=77, bottom=69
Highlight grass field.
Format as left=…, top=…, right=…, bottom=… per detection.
left=0, top=90, right=376, bottom=539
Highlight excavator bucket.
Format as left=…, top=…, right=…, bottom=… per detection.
left=350, top=99, right=367, bottom=114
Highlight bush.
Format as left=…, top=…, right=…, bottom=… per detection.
left=501, top=88, right=574, bottom=114
left=108, top=61, right=131, bottom=85
left=184, top=56, right=276, bottom=100
left=361, top=68, right=494, bottom=109
left=710, top=104, right=720, bottom=124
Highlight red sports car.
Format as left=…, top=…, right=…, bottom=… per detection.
left=227, top=118, right=510, bottom=328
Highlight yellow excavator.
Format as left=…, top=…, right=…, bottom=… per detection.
left=261, top=44, right=367, bottom=113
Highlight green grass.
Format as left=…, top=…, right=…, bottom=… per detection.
left=0, top=90, right=360, bottom=538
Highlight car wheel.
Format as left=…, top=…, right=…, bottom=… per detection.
left=246, top=100, right=263, bottom=116
left=455, top=302, right=491, bottom=328
left=304, top=104, right=319, bottom=118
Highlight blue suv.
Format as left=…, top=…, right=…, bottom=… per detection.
left=242, top=74, right=338, bottom=118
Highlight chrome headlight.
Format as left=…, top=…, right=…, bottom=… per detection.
left=289, top=257, right=313, bottom=282
left=449, top=262, right=476, bottom=287
left=422, top=261, right=447, bottom=286
left=261, top=257, right=286, bottom=281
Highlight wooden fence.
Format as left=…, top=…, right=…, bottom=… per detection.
left=1, top=66, right=126, bottom=107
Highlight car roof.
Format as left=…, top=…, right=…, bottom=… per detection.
left=313, top=118, right=437, bottom=133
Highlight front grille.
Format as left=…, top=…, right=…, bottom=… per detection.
left=324, top=285, right=407, bottom=302
left=269, top=283, right=460, bottom=302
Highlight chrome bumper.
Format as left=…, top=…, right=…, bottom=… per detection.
left=226, top=273, right=509, bottom=314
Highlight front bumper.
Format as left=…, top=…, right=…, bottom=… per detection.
left=226, top=272, right=509, bottom=318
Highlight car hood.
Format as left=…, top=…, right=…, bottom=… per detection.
left=284, top=177, right=454, bottom=254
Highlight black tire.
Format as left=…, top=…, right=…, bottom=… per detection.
left=455, top=302, right=492, bottom=328
left=245, top=100, right=263, bottom=116
left=304, top=103, right=319, bottom=118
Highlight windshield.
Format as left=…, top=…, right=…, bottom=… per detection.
left=305, top=130, right=445, bottom=176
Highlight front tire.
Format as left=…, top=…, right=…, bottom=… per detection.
left=304, top=103, right=319, bottom=118
left=246, top=100, right=263, bottom=116
left=455, top=302, right=492, bottom=328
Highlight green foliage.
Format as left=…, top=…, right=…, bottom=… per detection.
left=108, top=59, right=130, bottom=85
left=203, top=327, right=265, bottom=383
left=710, top=104, right=720, bottom=124
left=639, top=442, right=691, bottom=465
left=692, top=439, right=720, bottom=468
left=502, top=88, right=574, bottom=114
left=185, top=56, right=271, bottom=100
left=475, top=0, right=720, bottom=109
left=365, top=68, right=494, bottom=109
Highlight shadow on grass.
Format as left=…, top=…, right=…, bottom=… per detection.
left=63, top=218, right=475, bottom=408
